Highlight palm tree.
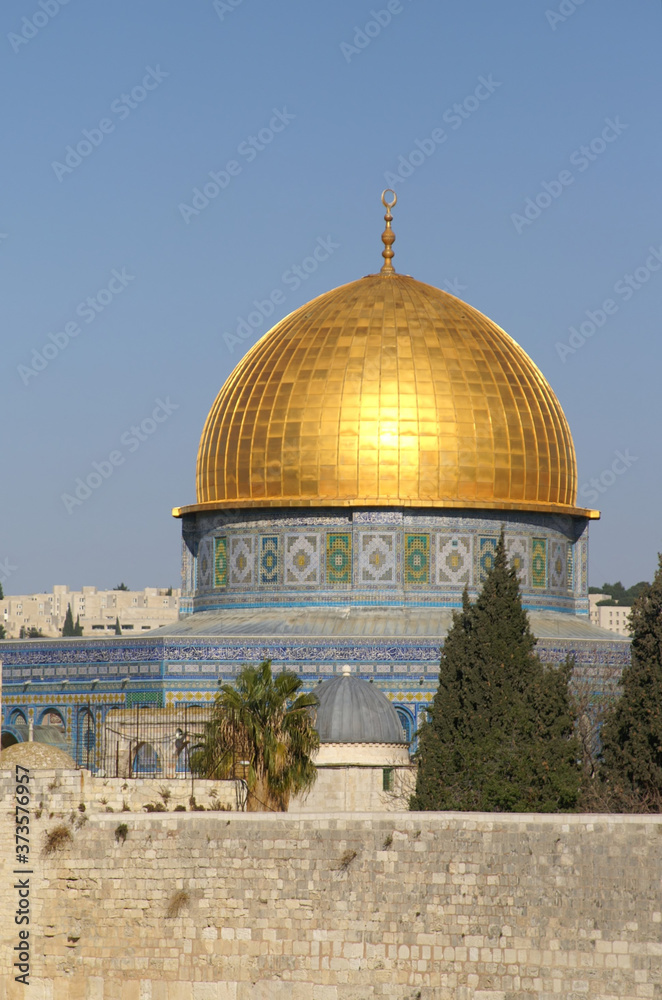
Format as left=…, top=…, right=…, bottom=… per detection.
left=191, top=660, right=319, bottom=811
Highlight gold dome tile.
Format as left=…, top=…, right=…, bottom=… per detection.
left=175, top=271, right=598, bottom=519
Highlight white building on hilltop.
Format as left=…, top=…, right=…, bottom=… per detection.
left=588, top=593, right=632, bottom=636
left=1, top=585, right=180, bottom=638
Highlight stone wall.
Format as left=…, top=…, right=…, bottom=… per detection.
left=1, top=785, right=661, bottom=999
left=2, top=765, right=242, bottom=817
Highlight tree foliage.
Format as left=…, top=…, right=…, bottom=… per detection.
left=62, top=606, right=83, bottom=636
left=113, top=582, right=129, bottom=591
left=589, top=580, right=650, bottom=606
left=599, top=555, right=662, bottom=810
left=20, top=626, right=44, bottom=638
left=411, top=532, right=580, bottom=813
left=191, top=660, right=320, bottom=811
left=62, top=605, right=76, bottom=636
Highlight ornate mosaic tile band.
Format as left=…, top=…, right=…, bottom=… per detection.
left=182, top=507, right=589, bottom=615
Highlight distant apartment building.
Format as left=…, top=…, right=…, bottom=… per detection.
left=589, top=593, right=632, bottom=636
left=1, top=585, right=180, bottom=638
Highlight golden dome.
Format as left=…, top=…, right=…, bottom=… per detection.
left=175, top=270, right=595, bottom=519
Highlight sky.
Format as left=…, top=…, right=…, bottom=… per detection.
left=1, top=0, right=661, bottom=596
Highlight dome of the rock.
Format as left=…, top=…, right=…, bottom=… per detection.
left=178, top=261, right=594, bottom=519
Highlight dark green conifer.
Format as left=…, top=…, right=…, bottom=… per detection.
left=62, top=605, right=76, bottom=636
left=600, top=554, right=662, bottom=809
left=114, top=617, right=122, bottom=635
left=411, top=532, right=580, bottom=812
left=74, top=614, right=84, bottom=636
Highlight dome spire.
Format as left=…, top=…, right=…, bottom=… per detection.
left=380, top=189, right=397, bottom=273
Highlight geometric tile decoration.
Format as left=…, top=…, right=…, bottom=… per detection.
left=550, top=540, right=566, bottom=589
left=505, top=535, right=528, bottom=585
left=404, top=534, right=430, bottom=585
left=197, top=537, right=212, bottom=588
left=173, top=510, right=599, bottom=618
left=580, top=539, right=588, bottom=594
left=229, top=536, right=254, bottom=586
left=359, top=532, right=396, bottom=584
left=126, top=690, right=165, bottom=708
left=259, top=535, right=279, bottom=585
left=532, top=538, right=547, bottom=589
left=284, top=534, right=320, bottom=585
left=437, top=535, right=472, bottom=586
left=213, top=536, right=227, bottom=588
left=477, top=536, right=498, bottom=583
left=326, top=533, right=352, bottom=585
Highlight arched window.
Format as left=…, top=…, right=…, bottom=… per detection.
left=77, top=710, right=96, bottom=768
left=132, top=742, right=162, bottom=776
left=40, top=709, right=65, bottom=731
left=10, top=710, right=27, bottom=726
left=395, top=707, right=415, bottom=744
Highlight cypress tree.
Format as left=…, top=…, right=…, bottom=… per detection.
left=114, top=617, right=122, bottom=635
left=74, top=614, right=84, bottom=636
left=411, top=532, right=580, bottom=812
left=600, top=554, right=662, bottom=810
left=62, top=605, right=76, bottom=636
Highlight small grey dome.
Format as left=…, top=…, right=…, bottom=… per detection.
left=315, top=672, right=407, bottom=744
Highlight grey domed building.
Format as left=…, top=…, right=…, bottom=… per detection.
left=292, top=667, right=414, bottom=812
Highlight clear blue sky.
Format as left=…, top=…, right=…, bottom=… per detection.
left=1, top=0, right=660, bottom=595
